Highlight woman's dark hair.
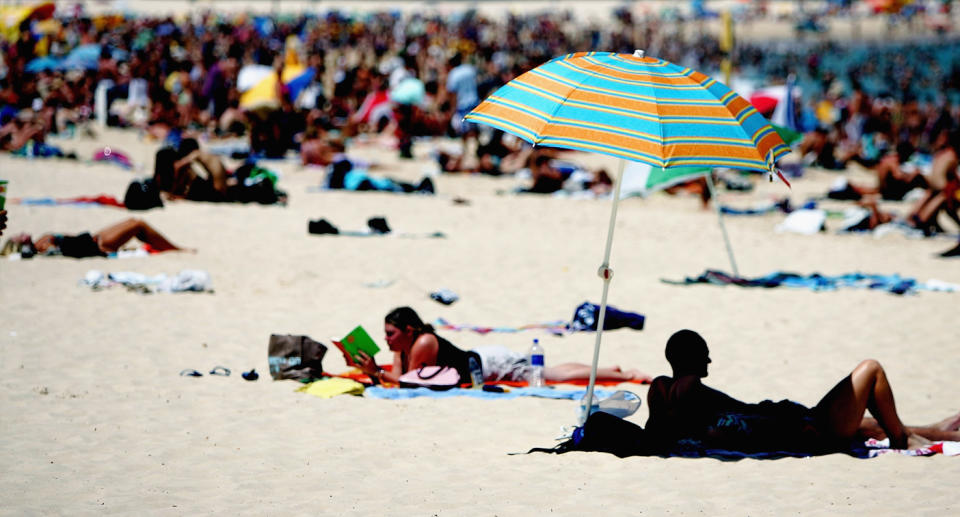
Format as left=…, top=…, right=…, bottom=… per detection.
left=153, top=147, right=178, bottom=191
left=385, top=307, right=434, bottom=336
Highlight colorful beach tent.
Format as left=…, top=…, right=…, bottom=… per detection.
left=466, top=50, right=789, bottom=424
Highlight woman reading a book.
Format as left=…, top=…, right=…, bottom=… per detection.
left=348, top=307, right=652, bottom=385
left=351, top=306, right=472, bottom=384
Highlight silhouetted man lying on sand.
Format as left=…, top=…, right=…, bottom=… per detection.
left=645, top=330, right=960, bottom=454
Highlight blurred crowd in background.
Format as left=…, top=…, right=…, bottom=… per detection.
left=1, top=1, right=959, bottom=229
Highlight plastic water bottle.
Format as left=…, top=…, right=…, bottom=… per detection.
left=528, top=338, right=545, bottom=387
left=468, top=356, right=483, bottom=389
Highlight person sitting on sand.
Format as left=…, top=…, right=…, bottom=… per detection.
left=346, top=306, right=651, bottom=385
left=646, top=329, right=960, bottom=453
left=154, top=138, right=285, bottom=204
left=155, top=138, right=234, bottom=202
left=22, top=218, right=189, bottom=258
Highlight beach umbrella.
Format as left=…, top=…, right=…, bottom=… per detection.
left=239, top=64, right=313, bottom=111
left=240, top=35, right=316, bottom=111
left=59, top=44, right=101, bottom=71
left=0, top=2, right=55, bottom=42
left=237, top=64, right=274, bottom=93
left=25, top=55, right=60, bottom=73
left=464, top=51, right=789, bottom=424
left=238, top=64, right=315, bottom=111
left=389, top=77, right=426, bottom=106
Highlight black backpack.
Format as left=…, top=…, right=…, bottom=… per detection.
left=124, top=178, right=163, bottom=210
left=526, top=412, right=654, bottom=458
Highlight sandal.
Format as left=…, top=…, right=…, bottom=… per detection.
left=209, top=366, right=231, bottom=376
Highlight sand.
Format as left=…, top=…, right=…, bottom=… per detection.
left=2, top=2, right=960, bottom=515
left=1, top=122, right=958, bottom=515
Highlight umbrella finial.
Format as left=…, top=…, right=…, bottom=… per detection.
left=633, top=49, right=645, bottom=58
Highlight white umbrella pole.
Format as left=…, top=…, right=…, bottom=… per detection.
left=705, top=172, right=739, bottom=277
left=580, top=159, right=627, bottom=425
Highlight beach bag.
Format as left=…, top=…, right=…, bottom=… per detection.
left=268, top=334, right=327, bottom=381
left=124, top=178, right=163, bottom=210
left=527, top=412, right=653, bottom=458
left=398, top=365, right=461, bottom=390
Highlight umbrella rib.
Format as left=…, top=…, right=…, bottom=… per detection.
left=537, top=74, right=592, bottom=146
left=651, top=69, right=666, bottom=168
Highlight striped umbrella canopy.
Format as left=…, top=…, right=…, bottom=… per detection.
left=465, top=51, right=789, bottom=173
left=465, top=51, right=790, bottom=425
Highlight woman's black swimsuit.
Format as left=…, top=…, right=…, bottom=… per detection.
left=55, top=233, right=106, bottom=258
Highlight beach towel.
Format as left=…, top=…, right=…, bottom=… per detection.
left=297, top=377, right=365, bottom=398
left=323, top=368, right=648, bottom=388
left=529, top=412, right=960, bottom=460
left=718, top=198, right=817, bottom=216
left=5, top=243, right=170, bottom=261
left=662, top=269, right=960, bottom=295
left=433, top=317, right=569, bottom=336
left=432, top=301, right=646, bottom=336
left=308, top=217, right=445, bottom=239
left=11, top=195, right=125, bottom=208
left=92, top=147, right=133, bottom=169
left=363, top=386, right=618, bottom=400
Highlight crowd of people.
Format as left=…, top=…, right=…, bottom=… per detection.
left=2, top=3, right=960, bottom=242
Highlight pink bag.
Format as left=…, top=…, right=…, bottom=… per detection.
left=398, top=365, right=462, bottom=390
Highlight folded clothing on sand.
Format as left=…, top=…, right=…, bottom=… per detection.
left=80, top=269, right=212, bottom=293
left=12, top=195, right=125, bottom=208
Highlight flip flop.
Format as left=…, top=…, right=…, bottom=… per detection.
left=209, top=366, right=231, bottom=376
left=180, top=369, right=202, bottom=377
left=242, top=369, right=259, bottom=381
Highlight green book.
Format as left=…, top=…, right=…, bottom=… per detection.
left=335, top=325, right=380, bottom=363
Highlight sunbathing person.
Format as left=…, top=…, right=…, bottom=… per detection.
left=471, top=344, right=650, bottom=384
left=24, top=218, right=189, bottom=258
left=346, top=306, right=651, bottom=385
left=325, top=159, right=434, bottom=194
left=646, top=329, right=960, bottom=453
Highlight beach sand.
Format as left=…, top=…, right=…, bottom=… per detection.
left=2, top=124, right=958, bottom=515
left=2, top=2, right=960, bottom=515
